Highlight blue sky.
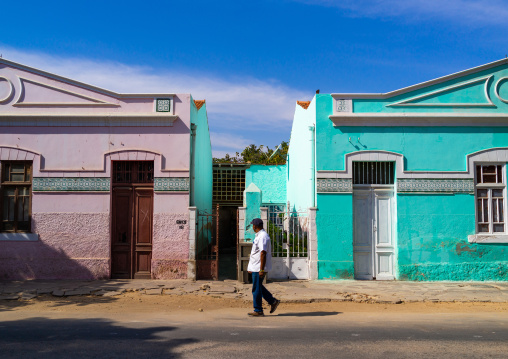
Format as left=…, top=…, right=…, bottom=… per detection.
left=2, top=0, right=508, bottom=157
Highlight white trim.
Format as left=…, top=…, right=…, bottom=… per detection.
left=316, top=148, right=508, bottom=180
left=331, top=58, right=508, bottom=99
left=0, top=76, right=14, bottom=103
left=387, top=76, right=494, bottom=108
left=15, top=77, right=119, bottom=107
left=329, top=112, right=508, bottom=127
left=0, top=233, right=39, bottom=241
left=0, top=113, right=178, bottom=118
left=0, top=57, right=176, bottom=99
left=468, top=234, right=508, bottom=243
left=495, top=77, right=508, bottom=104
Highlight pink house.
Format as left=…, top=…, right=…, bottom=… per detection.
left=0, top=58, right=212, bottom=280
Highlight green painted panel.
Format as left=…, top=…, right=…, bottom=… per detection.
left=190, top=98, right=213, bottom=214
left=245, top=164, right=287, bottom=204
left=316, top=193, right=354, bottom=279
left=316, top=123, right=508, bottom=172
left=397, top=193, right=508, bottom=281
left=353, top=64, right=508, bottom=113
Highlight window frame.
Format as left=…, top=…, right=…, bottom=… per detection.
left=0, top=161, right=33, bottom=233
left=474, top=163, right=507, bottom=235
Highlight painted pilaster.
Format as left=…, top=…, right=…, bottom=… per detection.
left=244, top=183, right=262, bottom=242
left=260, top=207, right=268, bottom=225
left=238, top=207, right=246, bottom=241
left=308, top=207, right=318, bottom=280
left=187, top=206, right=197, bottom=280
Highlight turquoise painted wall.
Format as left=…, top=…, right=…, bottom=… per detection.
left=316, top=193, right=354, bottom=279
left=316, top=94, right=508, bottom=172
left=244, top=183, right=262, bottom=242
left=397, top=193, right=508, bottom=281
left=245, top=164, right=287, bottom=204
left=190, top=99, right=213, bottom=214
left=312, top=63, right=508, bottom=281
left=353, top=64, right=508, bottom=114
left=287, top=99, right=316, bottom=211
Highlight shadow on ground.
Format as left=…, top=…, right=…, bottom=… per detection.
left=276, top=311, right=342, bottom=317
left=0, top=317, right=198, bottom=358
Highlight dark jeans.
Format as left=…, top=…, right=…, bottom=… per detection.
left=252, top=272, right=276, bottom=313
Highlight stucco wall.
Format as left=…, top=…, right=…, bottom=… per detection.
left=287, top=99, right=316, bottom=211
left=0, top=211, right=110, bottom=280
left=397, top=193, right=508, bottom=281
left=190, top=99, right=213, bottom=214
left=245, top=164, right=287, bottom=204
left=0, top=60, right=195, bottom=280
left=316, top=193, right=354, bottom=279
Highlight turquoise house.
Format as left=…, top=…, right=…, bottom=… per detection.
left=287, top=59, right=508, bottom=281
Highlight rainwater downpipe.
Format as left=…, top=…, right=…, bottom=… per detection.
left=190, top=123, right=197, bottom=207
left=309, top=124, right=316, bottom=207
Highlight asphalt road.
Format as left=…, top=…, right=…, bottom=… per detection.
left=1, top=308, right=507, bottom=358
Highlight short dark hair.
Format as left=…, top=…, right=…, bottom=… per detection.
left=254, top=222, right=264, bottom=229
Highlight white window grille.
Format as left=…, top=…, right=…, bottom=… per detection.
left=475, top=164, right=506, bottom=234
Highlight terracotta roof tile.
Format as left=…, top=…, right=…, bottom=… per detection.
left=297, top=101, right=311, bottom=110
left=194, top=100, right=206, bottom=110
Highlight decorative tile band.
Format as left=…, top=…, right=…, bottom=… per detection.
left=397, top=179, right=474, bottom=193
left=33, top=177, right=110, bottom=192
left=317, top=178, right=353, bottom=193
left=154, top=177, right=189, bottom=192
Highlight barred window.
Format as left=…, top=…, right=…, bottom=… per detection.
left=475, top=164, right=505, bottom=234
left=1, top=162, right=32, bottom=233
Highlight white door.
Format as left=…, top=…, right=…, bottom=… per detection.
left=353, top=187, right=395, bottom=280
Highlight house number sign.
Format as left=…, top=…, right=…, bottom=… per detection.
left=335, top=99, right=352, bottom=113
left=176, top=220, right=187, bottom=229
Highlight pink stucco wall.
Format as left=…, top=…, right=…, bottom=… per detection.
left=0, top=59, right=194, bottom=280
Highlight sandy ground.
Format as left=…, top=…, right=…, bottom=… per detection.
left=2, top=292, right=508, bottom=316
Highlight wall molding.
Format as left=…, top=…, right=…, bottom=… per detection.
left=386, top=75, right=494, bottom=108
left=329, top=112, right=508, bottom=127
left=317, top=148, right=508, bottom=180
left=154, top=177, right=190, bottom=192
left=317, top=178, right=352, bottom=193
left=397, top=179, right=474, bottom=193
left=33, top=177, right=110, bottom=192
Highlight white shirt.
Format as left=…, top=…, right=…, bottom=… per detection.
left=247, top=229, right=272, bottom=272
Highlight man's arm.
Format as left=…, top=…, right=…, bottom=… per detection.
left=260, top=250, right=267, bottom=277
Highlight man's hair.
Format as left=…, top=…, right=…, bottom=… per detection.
left=254, top=222, right=264, bottom=229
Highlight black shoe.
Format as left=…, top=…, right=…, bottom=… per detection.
left=270, top=299, right=280, bottom=314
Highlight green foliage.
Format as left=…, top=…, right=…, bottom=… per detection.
left=213, top=141, right=288, bottom=165
left=268, top=216, right=308, bottom=258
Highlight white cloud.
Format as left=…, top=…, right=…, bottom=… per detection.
left=210, top=131, right=254, bottom=153
left=296, top=0, right=508, bottom=25
left=1, top=47, right=308, bottom=157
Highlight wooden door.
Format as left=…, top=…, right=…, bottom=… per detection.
left=373, top=189, right=395, bottom=280
left=111, top=188, right=133, bottom=279
left=353, top=189, right=374, bottom=280
left=111, top=161, right=154, bottom=279
left=133, top=188, right=153, bottom=279
left=353, top=187, right=395, bottom=280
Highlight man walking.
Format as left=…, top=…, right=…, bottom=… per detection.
left=247, top=218, right=280, bottom=316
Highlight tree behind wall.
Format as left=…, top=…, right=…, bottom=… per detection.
left=213, top=141, right=288, bottom=165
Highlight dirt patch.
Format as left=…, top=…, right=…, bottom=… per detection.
left=1, top=292, right=508, bottom=315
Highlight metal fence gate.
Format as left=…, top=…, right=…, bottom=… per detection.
left=267, top=202, right=309, bottom=280
left=196, top=204, right=219, bottom=280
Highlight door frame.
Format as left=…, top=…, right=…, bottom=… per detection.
left=353, top=184, right=396, bottom=280
left=110, top=160, right=154, bottom=279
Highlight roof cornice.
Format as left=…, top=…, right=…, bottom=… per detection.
left=329, top=112, right=508, bottom=126
left=331, top=58, right=508, bottom=99
left=0, top=57, right=177, bottom=99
